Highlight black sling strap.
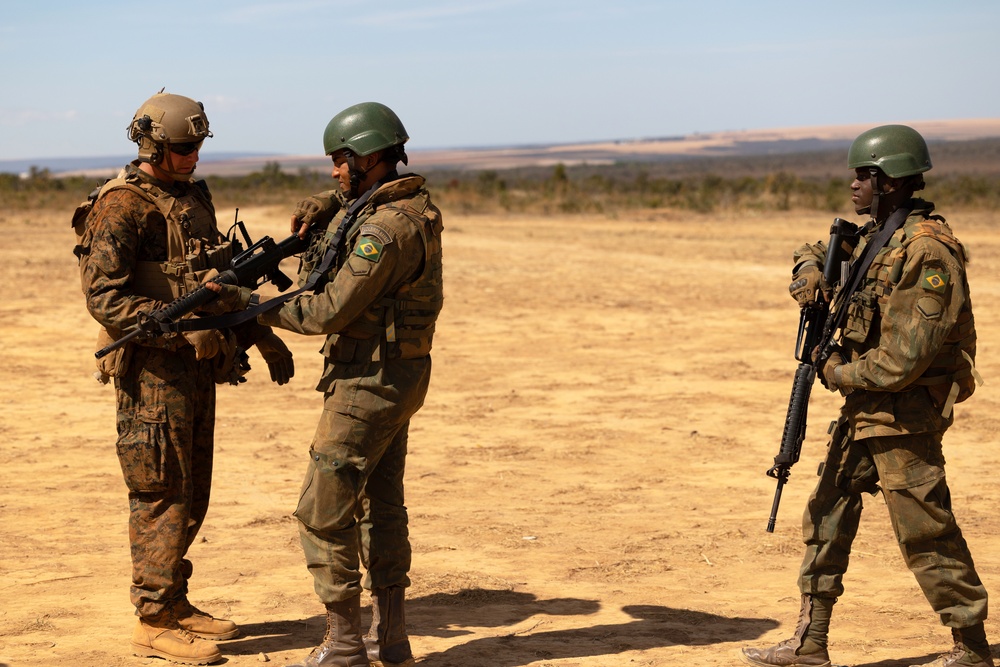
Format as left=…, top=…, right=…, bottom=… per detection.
left=824, top=205, right=911, bottom=345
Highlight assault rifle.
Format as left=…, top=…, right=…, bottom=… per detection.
left=766, top=217, right=859, bottom=533
left=96, top=212, right=308, bottom=359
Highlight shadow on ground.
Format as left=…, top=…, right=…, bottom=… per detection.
left=224, top=588, right=780, bottom=665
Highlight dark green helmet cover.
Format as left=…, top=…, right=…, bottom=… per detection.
left=848, top=124, right=931, bottom=178
left=322, top=102, right=409, bottom=157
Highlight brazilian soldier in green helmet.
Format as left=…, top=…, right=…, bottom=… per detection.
left=77, top=91, right=295, bottom=665
left=210, top=101, right=443, bottom=667
left=741, top=125, right=992, bottom=667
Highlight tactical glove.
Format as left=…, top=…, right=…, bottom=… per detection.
left=181, top=329, right=227, bottom=360
left=818, top=351, right=849, bottom=394
left=291, top=191, right=341, bottom=234
left=211, top=331, right=249, bottom=385
left=789, top=262, right=824, bottom=307
left=256, top=329, right=294, bottom=385
left=211, top=283, right=254, bottom=311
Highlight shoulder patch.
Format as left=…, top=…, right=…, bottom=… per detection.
left=358, top=224, right=393, bottom=246
left=354, top=238, right=384, bottom=263
left=921, top=268, right=949, bottom=294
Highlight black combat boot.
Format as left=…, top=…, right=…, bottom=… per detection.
left=909, top=624, right=995, bottom=667
left=364, top=587, right=415, bottom=667
left=740, top=595, right=835, bottom=667
left=286, top=596, right=370, bottom=667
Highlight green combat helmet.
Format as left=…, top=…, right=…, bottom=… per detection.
left=848, top=124, right=930, bottom=217
left=322, top=102, right=408, bottom=157
left=847, top=124, right=931, bottom=178
left=127, top=92, right=212, bottom=165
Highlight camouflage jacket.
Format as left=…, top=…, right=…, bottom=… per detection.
left=794, top=199, right=977, bottom=438
left=260, top=175, right=444, bottom=371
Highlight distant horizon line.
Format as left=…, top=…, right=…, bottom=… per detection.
left=6, top=117, right=1000, bottom=176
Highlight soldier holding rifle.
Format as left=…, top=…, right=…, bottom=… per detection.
left=78, top=91, right=294, bottom=665
left=210, top=101, right=443, bottom=667
left=742, top=125, right=991, bottom=667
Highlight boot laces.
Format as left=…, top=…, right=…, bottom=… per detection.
left=173, top=626, right=199, bottom=644
left=932, top=644, right=979, bottom=666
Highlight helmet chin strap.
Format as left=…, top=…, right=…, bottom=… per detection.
left=867, top=167, right=881, bottom=221
left=345, top=153, right=367, bottom=199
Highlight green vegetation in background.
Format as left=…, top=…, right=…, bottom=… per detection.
left=3, top=160, right=999, bottom=216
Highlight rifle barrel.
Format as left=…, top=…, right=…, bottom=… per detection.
left=767, top=478, right=784, bottom=533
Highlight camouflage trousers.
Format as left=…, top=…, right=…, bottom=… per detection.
left=294, top=355, right=431, bottom=604
left=114, top=344, right=216, bottom=618
left=798, top=415, right=988, bottom=627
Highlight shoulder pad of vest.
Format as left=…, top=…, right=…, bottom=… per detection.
left=98, top=177, right=154, bottom=203
left=902, top=217, right=962, bottom=256
left=369, top=175, right=427, bottom=208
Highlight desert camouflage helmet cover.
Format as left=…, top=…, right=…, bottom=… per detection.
left=127, top=92, right=212, bottom=162
left=322, top=102, right=408, bottom=157
left=848, top=124, right=931, bottom=178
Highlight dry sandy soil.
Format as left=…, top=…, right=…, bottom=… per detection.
left=3, top=200, right=1000, bottom=667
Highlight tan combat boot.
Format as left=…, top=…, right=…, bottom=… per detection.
left=364, top=587, right=415, bottom=667
left=131, top=613, right=222, bottom=665
left=286, top=595, right=370, bottom=667
left=909, top=624, right=996, bottom=667
left=740, top=595, right=834, bottom=667
left=175, top=599, right=240, bottom=641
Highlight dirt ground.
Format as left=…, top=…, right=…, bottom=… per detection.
left=3, top=201, right=1000, bottom=667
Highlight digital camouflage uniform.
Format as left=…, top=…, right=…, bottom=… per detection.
left=793, top=197, right=985, bottom=627
left=80, top=162, right=267, bottom=620
left=259, top=175, right=443, bottom=605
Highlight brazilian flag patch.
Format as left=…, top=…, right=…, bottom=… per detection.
left=921, top=268, right=949, bottom=294
left=354, top=238, right=383, bottom=263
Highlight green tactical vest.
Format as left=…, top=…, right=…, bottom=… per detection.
left=297, top=177, right=444, bottom=361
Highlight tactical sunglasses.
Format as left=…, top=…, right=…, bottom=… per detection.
left=170, top=141, right=203, bottom=156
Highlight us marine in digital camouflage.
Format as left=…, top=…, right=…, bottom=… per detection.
left=741, top=125, right=992, bottom=667
left=77, top=91, right=295, bottom=665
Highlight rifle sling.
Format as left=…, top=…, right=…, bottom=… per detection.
left=824, top=206, right=910, bottom=347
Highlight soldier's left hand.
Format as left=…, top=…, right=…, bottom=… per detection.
left=204, top=281, right=254, bottom=311
left=789, top=264, right=825, bottom=307
left=820, top=351, right=847, bottom=393
left=181, top=328, right=226, bottom=360
left=256, top=329, right=294, bottom=385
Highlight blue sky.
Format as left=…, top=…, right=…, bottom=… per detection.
left=2, top=0, right=998, bottom=160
